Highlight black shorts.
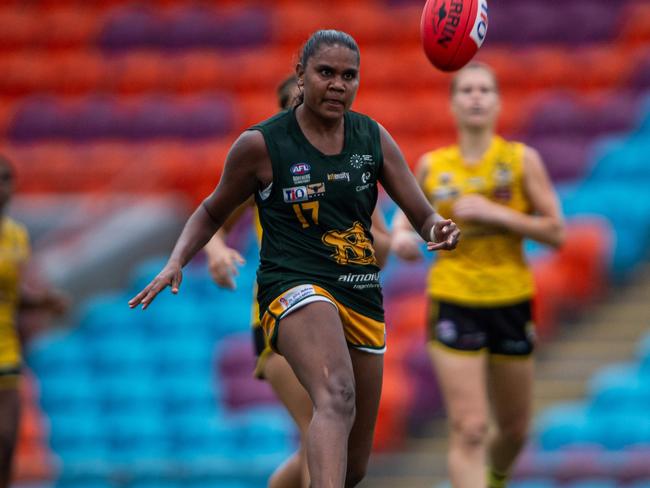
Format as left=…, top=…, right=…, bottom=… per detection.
left=428, top=299, right=535, bottom=357
left=252, top=325, right=266, bottom=357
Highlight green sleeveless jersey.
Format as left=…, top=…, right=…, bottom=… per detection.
left=252, top=108, right=384, bottom=321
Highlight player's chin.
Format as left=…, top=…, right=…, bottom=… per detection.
left=321, top=101, right=347, bottom=116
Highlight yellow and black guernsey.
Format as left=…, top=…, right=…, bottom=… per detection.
left=421, top=136, right=534, bottom=306
left=252, top=108, right=384, bottom=323
left=0, top=217, right=30, bottom=386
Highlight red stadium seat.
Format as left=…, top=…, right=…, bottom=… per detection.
left=619, top=3, right=650, bottom=44
left=39, top=7, right=102, bottom=49
left=171, top=52, right=224, bottom=94
left=110, top=52, right=176, bottom=94
left=0, top=7, right=40, bottom=50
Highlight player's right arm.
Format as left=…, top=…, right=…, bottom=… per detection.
left=129, top=130, right=270, bottom=308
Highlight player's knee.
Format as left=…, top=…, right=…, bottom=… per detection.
left=451, top=416, right=488, bottom=449
left=319, top=373, right=356, bottom=423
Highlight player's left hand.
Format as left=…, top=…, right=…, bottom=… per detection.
left=427, top=219, right=460, bottom=251
left=128, top=261, right=183, bottom=310
left=452, top=194, right=504, bottom=224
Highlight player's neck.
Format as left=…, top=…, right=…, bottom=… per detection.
left=296, top=103, right=344, bottom=135
left=458, top=129, right=493, bottom=163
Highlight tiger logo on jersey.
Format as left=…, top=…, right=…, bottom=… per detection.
left=322, top=221, right=376, bottom=266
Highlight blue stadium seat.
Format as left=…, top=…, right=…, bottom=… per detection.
left=158, top=373, right=221, bottom=413
left=534, top=402, right=592, bottom=450
left=25, top=330, right=88, bottom=378
left=38, top=374, right=97, bottom=414
left=510, top=479, right=557, bottom=488
left=564, top=480, right=617, bottom=488
left=102, top=411, right=169, bottom=466
left=149, top=335, right=214, bottom=376
left=588, top=412, right=650, bottom=450
left=166, top=413, right=237, bottom=460
left=227, top=407, right=298, bottom=458
left=588, top=362, right=649, bottom=415
left=94, top=373, right=161, bottom=412
left=560, top=182, right=650, bottom=280
left=54, top=480, right=113, bottom=488
left=638, top=332, right=650, bottom=375
left=48, top=413, right=108, bottom=464
left=76, top=292, right=141, bottom=339
left=87, top=336, right=154, bottom=375
left=629, top=482, right=650, bottom=488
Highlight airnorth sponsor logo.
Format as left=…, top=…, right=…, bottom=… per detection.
left=338, top=271, right=381, bottom=290
left=327, top=172, right=350, bottom=182
left=338, top=272, right=379, bottom=283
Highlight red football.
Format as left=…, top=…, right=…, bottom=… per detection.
left=420, top=0, right=489, bottom=72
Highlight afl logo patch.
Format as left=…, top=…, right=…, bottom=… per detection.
left=290, top=163, right=311, bottom=175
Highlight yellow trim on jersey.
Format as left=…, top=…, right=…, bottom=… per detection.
left=421, top=136, right=534, bottom=306
left=260, top=284, right=386, bottom=354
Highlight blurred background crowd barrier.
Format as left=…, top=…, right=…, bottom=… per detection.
left=5, top=0, right=650, bottom=487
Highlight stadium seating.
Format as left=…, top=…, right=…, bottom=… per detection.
left=8, top=0, right=650, bottom=485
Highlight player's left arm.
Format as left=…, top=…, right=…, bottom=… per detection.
left=517, top=146, right=565, bottom=247
left=454, top=146, right=565, bottom=247
left=377, top=124, right=459, bottom=251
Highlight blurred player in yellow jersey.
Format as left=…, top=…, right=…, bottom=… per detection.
left=204, top=75, right=392, bottom=488
left=0, top=156, right=69, bottom=488
left=391, top=63, right=565, bottom=488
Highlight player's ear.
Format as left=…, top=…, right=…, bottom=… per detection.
left=296, top=63, right=305, bottom=87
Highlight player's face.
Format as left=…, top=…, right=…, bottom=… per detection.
left=298, top=44, right=360, bottom=120
left=451, top=68, right=500, bottom=130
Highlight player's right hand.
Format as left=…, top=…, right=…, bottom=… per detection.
left=207, top=247, right=245, bottom=290
left=128, top=262, right=183, bottom=310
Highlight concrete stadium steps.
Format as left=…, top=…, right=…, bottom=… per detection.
left=362, top=262, right=650, bottom=487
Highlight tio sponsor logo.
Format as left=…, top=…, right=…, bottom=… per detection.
left=361, top=171, right=371, bottom=184
left=283, top=186, right=308, bottom=203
